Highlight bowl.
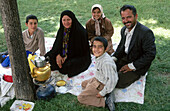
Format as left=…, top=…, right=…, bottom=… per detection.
left=56, top=80, right=66, bottom=87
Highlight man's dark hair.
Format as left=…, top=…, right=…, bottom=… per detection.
left=26, top=15, right=38, bottom=23
left=120, top=5, right=137, bottom=16
left=92, top=37, right=108, bottom=50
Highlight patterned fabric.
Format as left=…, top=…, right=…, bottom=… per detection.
left=64, top=55, right=147, bottom=104
left=62, top=28, right=70, bottom=57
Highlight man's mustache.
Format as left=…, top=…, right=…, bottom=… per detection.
left=124, top=21, right=131, bottom=25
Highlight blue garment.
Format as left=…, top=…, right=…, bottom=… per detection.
left=1, top=51, right=33, bottom=67
left=26, top=50, right=33, bottom=57
left=1, top=56, right=10, bottom=67
left=2, top=55, right=6, bottom=58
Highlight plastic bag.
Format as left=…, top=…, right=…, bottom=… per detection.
left=27, top=54, right=37, bottom=74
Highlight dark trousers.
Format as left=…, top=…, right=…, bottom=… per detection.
left=115, top=55, right=140, bottom=88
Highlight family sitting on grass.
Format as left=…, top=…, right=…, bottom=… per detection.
left=0, top=4, right=156, bottom=111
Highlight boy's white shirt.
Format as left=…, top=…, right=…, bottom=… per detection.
left=94, top=52, right=118, bottom=96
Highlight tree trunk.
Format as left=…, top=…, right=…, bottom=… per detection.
left=0, top=0, right=35, bottom=101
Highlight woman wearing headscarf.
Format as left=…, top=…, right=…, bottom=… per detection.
left=45, top=10, right=91, bottom=77
left=86, top=4, right=114, bottom=55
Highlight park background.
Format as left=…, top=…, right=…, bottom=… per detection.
left=0, top=0, right=169, bottom=110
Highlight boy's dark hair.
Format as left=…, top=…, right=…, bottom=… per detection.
left=120, top=5, right=137, bottom=16
left=26, top=15, right=38, bottom=23
left=92, top=37, right=108, bottom=50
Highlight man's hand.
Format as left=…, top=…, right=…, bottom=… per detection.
left=96, top=93, right=104, bottom=98
left=120, top=64, right=133, bottom=73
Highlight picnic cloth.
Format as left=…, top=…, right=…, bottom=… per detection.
left=53, top=55, right=147, bottom=104
left=0, top=65, right=14, bottom=107
left=0, top=37, right=146, bottom=107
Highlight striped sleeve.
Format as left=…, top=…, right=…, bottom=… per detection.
left=99, top=62, right=118, bottom=96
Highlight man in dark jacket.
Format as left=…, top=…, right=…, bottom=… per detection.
left=112, top=5, right=156, bottom=88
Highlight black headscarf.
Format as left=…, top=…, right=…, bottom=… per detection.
left=49, top=10, right=89, bottom=58
left=45, top=10, right=91, bottom=77
left=60, top=10, right=80, bottom=30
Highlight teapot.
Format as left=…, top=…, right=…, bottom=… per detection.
left=34, top=56, right=46, bottom=68
left=36, top=84, right=56, bottom=100
left=31, top=56, right=51, bottom=82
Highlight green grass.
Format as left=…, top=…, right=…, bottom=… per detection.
left=0, top=0, right=170, bottom=111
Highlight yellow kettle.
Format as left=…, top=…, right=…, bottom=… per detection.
left=28, top=55, right=51, bottom=82
left=32, top=63, right=51, bottom=82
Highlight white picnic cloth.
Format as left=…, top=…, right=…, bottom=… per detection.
left=0, top=65, right=15, bottom=107
left=54, top=55, right=147, bottom=104
left=0, top=37, right=147, bottom=107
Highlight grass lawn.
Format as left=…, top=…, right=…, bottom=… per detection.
left=0, top=0, right=170, bottom=111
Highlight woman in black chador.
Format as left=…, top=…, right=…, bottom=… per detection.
left=45, top=10, right=91, bottom=77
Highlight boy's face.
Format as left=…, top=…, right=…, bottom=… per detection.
left=25, top=19, right=38, bottom=34
left=92, top=40, right=105, bottom=58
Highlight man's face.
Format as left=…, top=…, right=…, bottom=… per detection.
left=92, top=8, right=102, bottom=20
left=121, top=9, right=137, bottom=31
left=92, top=40, right=105, bottom=58
left=26, top=19, right=38, bottom=34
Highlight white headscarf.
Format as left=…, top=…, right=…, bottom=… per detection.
left=91, top=4, right=105, bottom=36
left=91, top=4, right=105, bottom=20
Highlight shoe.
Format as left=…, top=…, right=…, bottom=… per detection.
left=105, top=90, right=116, bottom=111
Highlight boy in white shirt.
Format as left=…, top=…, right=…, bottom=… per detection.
left=77, top=37, right=118, bottom=111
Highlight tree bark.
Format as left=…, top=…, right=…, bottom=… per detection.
left=0, top=0, right=35, bottom=101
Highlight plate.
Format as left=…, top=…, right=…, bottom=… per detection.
left=56, top=80, right=66, bottom=87
left=10, top=100, right=35, bottom=111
